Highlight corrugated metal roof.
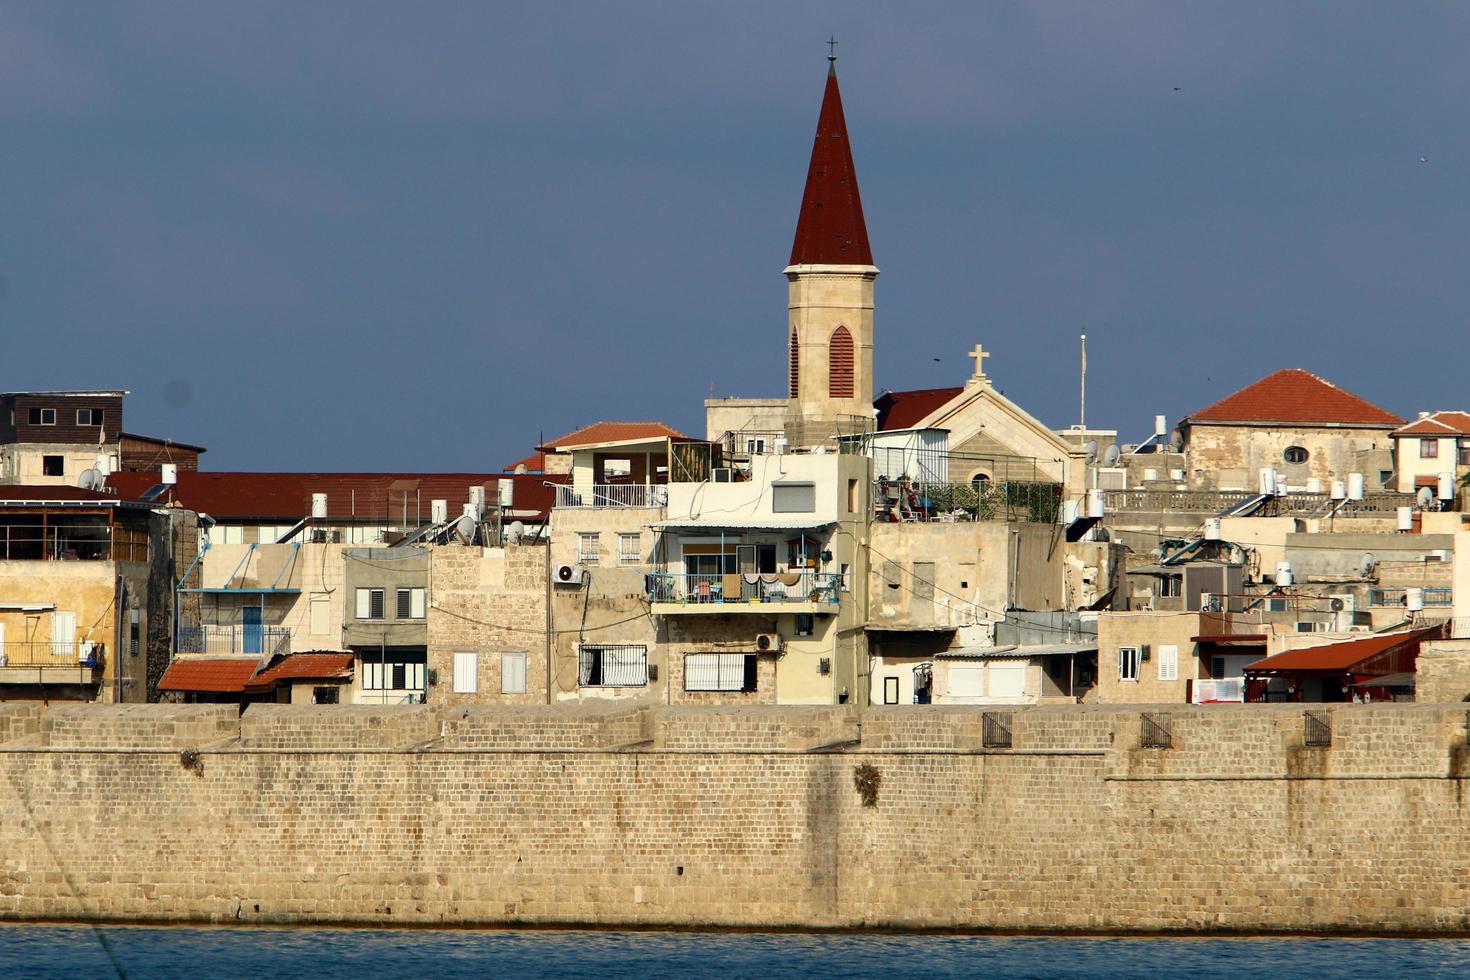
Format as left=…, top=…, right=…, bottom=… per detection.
left=1244, top=628, right=1433, bottom=672
left=158, top=658, right=260, bottom=693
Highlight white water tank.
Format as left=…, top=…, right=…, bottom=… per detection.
left=161, top=463, right=178, bottom=485
left=1259, top=468, right=1277, bottom=495
left=1330, top=480, right=1346, bottom=501
left=1275, top=474, right=1289, bottom=497
left=498, top=479, right=514, bottom=508
left=774, top=434, right=789, bottom=456
left=1204, top=517, right=1222, bottom=541
left=1305, top=477, right=1322, bottom=494
left=1407, top=587, right=1425, bottom=612
left=1347, top=473, right=1365, bottom=501
left=431, top=499, right=448, bottom=524
left=1085, top=488, right=1105, bottom=519
left=311, top=493, right=328, bottom=518
left=469, top=485, right=486, bottom=510
left=1439, top=472, right=1455, bottom=500
left=1155, top=415, right=1168, bottom=436
left=1275, top=561, right=1293, bottom=587
left=1061, top=499, right=1079, bottom=525
left=1397, top=506, right=1414, bottom=531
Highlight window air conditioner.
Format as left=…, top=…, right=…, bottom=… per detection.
left=755, top=632, right=783, bottom=653
left=554, top=564, right=585, bottom=586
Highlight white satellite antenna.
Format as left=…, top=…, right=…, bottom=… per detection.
left=454, top=514, right=478, bottom=543
left=1359, top=553, right=1377, bottom=577
left=1083, top=441, right=1098, bottom=465
left=507, top=520, right=526, bottom=544
left=77, top=468, right=99, bottom=490
left=1102, top=445, right=1121, bottom=467
left=1417, top=486, right=1435, bottom=509
left=1167, top=430, right=1183, bottom=452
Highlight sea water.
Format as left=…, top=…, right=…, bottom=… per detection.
left=2, top=925, right=1469, bottom=979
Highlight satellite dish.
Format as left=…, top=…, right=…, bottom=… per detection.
left=507, top=520, right=526, bottom=543
left=1083, top=441, right=1098, bottom=464
left=1417, top=486, right=1435, bottom=509
left=77, top=468, right=99, bottom=490
left=1359, top=553, right=1377, bottom=576
left=514, top=463, right=527, bottom=475
left=1102, top=445, right=1122, bottom=467
left=454, top=514, right=477, bottom=542
left=1167, top=430, right=1183, bottom=452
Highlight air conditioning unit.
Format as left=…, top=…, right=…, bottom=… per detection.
left=755, top=632, right=783, bottom=653
left=553, top=564, right=585, bottom=586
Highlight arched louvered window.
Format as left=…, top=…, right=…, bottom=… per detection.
left=788, top=330, right=800, bottom=398
left=829, top=325, right=854, bottom=398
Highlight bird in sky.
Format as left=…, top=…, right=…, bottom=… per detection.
left=1419, top=155, right=1429, bottom=164
left=1173, top=86, right=1182, bottom=92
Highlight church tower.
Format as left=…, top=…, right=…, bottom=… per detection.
left=785, top=52, right=878, bottom=437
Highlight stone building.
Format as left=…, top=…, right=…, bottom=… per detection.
left=1390, top=410, right=1470, bottom=496
left=1177, top=368, right=1403, bottom=490
left=426, top=542, right=548, bottom=705
left=0, top=389, right=125, bottom=485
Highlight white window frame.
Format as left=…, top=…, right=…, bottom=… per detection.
left=396, top=587, right=425, bottom=620
left=1118, top=647, right=1141, bottom=682
left=684, top=652, right=753, bottom=692
left=30, top=407, right=56, bottom=426
left=76, top=408, right=104, bottom=426
left=577, top=532, right=600, bottom=565
left=356, top=587, right=385, bottom=620
left=618, top=532, right=641, bottom=565
left=1156, top=644, right=1179, bottom=682
left=500, top=651, right=527, bottom=694
left=772, top=482, right=816, bottom=513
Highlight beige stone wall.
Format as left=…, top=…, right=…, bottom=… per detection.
left=786, top=266, right=877, bottom=433
left=1183, top=422, right=1395, bottom=490
left=9, top=702, right=1470, bottom=932
left=1415, top=639, right=1470, bottom=703
left=1094, top=611, right=1210, bottom=703
left=426, top=544, right=548, bottom=705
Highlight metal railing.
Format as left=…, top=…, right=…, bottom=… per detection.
left=1370, top=587, right=1452, bottom=607
left=0, top=641, right=104, bottom=669
left=0, top=526, right=150, bottom=562
left=177, top=625, right=290, bottom=657
left=982, top=712, right=1014, bottom=749
left=1304, top=711, right=1333, bottom=748
left=875, top=479, right=1063, bottom=524
left=554, top=484, right=669, bottom=509
left=1193, top=678, right=1245, bottom=703
left=1140, top=713, right=1172, bottom=749
left=1102, top=489, right=1417, bottom=517
left=645, top=571, right=843, bottom=606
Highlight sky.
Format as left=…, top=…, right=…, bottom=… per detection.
left=3, top=2, right=1469, bottom=470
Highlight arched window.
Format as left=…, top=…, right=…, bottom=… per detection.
left=788, top=330, right=800, bottom=398
left=970, top=472, right=991, bottom=493
left=829, top=325, right=854, bottom=398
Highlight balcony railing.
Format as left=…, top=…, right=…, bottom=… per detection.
left=1192, top=678, right=1245, bottom=703
left=1369, top=587, right=1453, bottom=607
left=1101, top=489, right=1417, bottom=517
left=0, top=640, right=104, bottom=669
left=646, top=571, right=842, bottom=606
left=875, top=480, right=1063, bottom=524
left=555, top=484, right=668, bottom=508
left=177, top=625, right=290, bottom=657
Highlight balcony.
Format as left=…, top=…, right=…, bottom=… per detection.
left=646, top=571, right=842, bottom=614
left=555, top=484, right=668, bottom=508
left=0, top=641, right=104, bottom=682
left=177, top=625, right=290, bottom=657
left=1369, top=587, right=1452, bottom=607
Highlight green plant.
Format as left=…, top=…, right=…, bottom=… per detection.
left=853, top=763, right=882, bottom=807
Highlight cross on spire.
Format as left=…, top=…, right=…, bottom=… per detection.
left=828, top=36, right=838, bottom=62
left=968, top=344, right=991, bottom=383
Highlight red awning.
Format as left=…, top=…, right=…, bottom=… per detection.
left=158, top=658, right=260, bottom=693
left=1244, top=627, right=1438, bottom=673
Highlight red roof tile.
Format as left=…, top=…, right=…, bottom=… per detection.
left=539, top=421, right=687, bottom=451
left=158, top=658, right=260, bottom=693
left=105, top=471, right=562, bottom=521
left=1184, top=369, right=1403, bottom=427
left=789, top=63, right=873, bottom=266
left=1394, top=411, right=1470, bottom=437
left=1243, top=628, right=1435, bottom=673
left=504, top=451, right=548, bottom=473
left=249, top=652, right=355, bottom=689
left=874, top=387, right=963, bottom=431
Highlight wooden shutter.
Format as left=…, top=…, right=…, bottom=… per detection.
left=829, top=325, right=854, bottom=397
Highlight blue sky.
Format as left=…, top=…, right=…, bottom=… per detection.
left=3, top=2, right=1468, bottom=468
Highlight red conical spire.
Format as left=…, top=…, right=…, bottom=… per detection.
left=789, top=58, right=873, bottom=266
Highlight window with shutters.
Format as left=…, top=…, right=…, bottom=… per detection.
left=396, top=587, right=425, bottom=620
left=788, top=329, right=799, bottom=398
left=772, top=482, right=815, bottom=513
left=501, top=651, right=527, bottom=694
left=684, top=652, right=757, bottom=692
left=363, top=658, right=425, bottom=691
left=452, top=652, right=478, bottom=693
left=618, top=533, right=641, bottom=565
left=1157, top=644, right=1179, bottom=682
left=577, top=532, right=600, bottom=564
left=355, top=587, right=385, bottom=620
left=1118, top=647, right=1141, bottom=682
left=828, top=325, right=854, bottom=397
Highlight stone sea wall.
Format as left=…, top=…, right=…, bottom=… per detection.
left=3, top=701, right=1470, bottom=933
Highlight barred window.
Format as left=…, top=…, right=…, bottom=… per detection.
left=684, top=652, right=757, bottom=692
left=579, top=644, right=647, bottom=687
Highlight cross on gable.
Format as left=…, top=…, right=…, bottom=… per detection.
left=968, top=344, right=991, bottom=381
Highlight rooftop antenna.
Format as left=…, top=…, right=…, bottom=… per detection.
left=1079, top=332, right=1087, bottom=430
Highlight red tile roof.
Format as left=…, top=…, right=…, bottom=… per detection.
left=105, top=471, right=561, bottom=521
left=1185, top=369, right=1403, bottom=427
left=158, top=658, right=260, bottom=693
left=789, top=64, right=873, bottom=266
left=1394, top=411, right=1470, bottom=437
left=874, top=387, right=964, bottom=431
left=1243, top=628, right=1435, bottom=673
left=249, top=652, right=355, bottom=689
left=504, top=451, right=548, bottom=473
left=538, top=421, right=687, bottom=451
left=0, top=485, right=126, bottom=503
